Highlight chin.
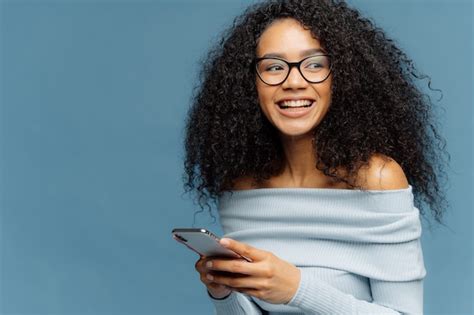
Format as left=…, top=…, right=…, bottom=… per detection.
left=278, top=127, right=315, bottom=139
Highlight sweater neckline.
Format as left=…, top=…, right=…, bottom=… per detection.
left=224, top=184, right=412, bottom=195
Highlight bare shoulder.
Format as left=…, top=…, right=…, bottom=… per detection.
left=356, top=154, right=410, bottom=190
left=230, top=154, right=409, bottom=191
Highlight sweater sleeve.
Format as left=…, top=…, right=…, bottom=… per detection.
left=208, top=290, right=263, bottom=315
left=285, top=267, right=424, bottom=315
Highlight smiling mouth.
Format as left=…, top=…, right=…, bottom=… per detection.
left=277, top=100, right=315, bottom=109
left=278, top=103, right=313, bottom=109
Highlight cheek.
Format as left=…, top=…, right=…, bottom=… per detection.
left=326, top=77, right=333, bottom=97
left=315, top=79, right=332, bottom=103
left=256, top=82, right=271, bottom=106
left=326, top=86, right=332, bottom=101
left=256, top=80, right=276, bottom=101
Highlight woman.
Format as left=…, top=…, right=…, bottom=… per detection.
left=183, top=0, right=449, bottom=314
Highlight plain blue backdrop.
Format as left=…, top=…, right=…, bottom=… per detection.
left=1, top=0, right=472, bottom=314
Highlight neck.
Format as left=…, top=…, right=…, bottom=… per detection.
left=279, top=132, right=324, bottom=187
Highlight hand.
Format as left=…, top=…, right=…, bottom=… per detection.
left=195, top=255, right=233, bottom=299
left=204, top=238, right=301, bottom=304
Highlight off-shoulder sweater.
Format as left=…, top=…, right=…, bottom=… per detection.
left=208, top=185, right=425, bottom=315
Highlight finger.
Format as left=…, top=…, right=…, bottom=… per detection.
left=201, top=271, right=222, bottom=285
left=207, top=258, right=260, bottom=276
left=195, top=257, right=210, bottom=273
left=202, top=270, right=227, bottom=283
left=195, top=258, right=203, bottom=271
left=220, top=238, right=266, bottom=261
left=210, top=272, right=263, bottom=289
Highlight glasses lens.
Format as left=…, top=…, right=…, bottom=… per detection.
left=256, top=55, right=331, bottom=85
left=301, top=55, right=331, bottom=83
left=256, top=59, right=289, bottom=85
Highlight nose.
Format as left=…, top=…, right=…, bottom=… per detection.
left=281, top=65, right=308, bottom=89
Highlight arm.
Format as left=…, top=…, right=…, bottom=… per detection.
left=286, top=268, right=423, bottom=315
left=205, top=238, right=424, bottom=314
left=208, top=290, right=263, bottom=315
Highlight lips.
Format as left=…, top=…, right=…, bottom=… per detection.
left=275, top=100, right=316, bottom=118
left=276, top=98, right=316, bottom=108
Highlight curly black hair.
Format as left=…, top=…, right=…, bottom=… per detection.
left=182, top=0, right=451, bottom=229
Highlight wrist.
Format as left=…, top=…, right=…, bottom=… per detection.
left=284, top=266, right=302, bottom=305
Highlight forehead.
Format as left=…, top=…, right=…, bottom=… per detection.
left=256, top=18, right=323, bottom=58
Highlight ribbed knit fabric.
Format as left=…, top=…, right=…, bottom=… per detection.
left=208, top=185, right=425, bottom=315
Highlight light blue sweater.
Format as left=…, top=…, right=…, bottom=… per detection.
left=208, top=185, right=425, bottom=314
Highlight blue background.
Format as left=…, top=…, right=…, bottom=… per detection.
left=1, top=0, right=472, bottom=314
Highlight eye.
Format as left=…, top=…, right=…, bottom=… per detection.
left=306, top=63, right=322, bottom=69
left=303, top=55, right=329, bottom=70
left=266, top=64, right=285, bottom=72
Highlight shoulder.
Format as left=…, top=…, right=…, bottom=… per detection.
left=230, top=154, right=409, bottom=191
left=356, top=154, right=410, bottom=190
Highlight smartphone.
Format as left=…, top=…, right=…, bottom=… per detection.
left=172, top=228, right=252, bottom=262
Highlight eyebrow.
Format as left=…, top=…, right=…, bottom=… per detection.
left=260, top=48, right=325, bottom=59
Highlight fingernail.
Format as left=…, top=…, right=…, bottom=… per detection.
left=206, top=261, right=212, bottom=268
left=220, top=238, right=230, bottom=246
left=206, top=274, right=214, bottom=281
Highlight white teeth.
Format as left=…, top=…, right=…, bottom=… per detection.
left=279, top=100, right=313, bottom=107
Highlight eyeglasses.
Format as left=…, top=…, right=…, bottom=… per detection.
left=255, top=54, right=332, bottom=86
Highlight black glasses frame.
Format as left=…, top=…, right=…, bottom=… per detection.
left=254, top=54, right=333, bottom=86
